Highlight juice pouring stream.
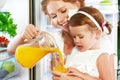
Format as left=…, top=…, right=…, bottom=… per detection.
left=15, top=32, right=67, bottom=73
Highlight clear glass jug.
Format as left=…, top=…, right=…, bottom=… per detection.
left=15, top=32, right=67, bottom=73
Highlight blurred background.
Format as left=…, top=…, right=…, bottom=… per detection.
left=0, top=0, right=119, bottom=80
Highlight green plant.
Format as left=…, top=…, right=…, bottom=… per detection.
left=0, top=12, right=17, bottom=37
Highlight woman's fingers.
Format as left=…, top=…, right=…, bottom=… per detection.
left=23, top=24, right=40, bottom=40
left=29, top=24, right=40, bottom=35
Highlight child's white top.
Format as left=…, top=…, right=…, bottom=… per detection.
left=65, top=47, right=110, bottom=78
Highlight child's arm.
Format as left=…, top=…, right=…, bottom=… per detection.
left=97, top=53, right=115, bottom=80
left=52, top=71, right=83, bottom=80
left=67, top=67, right=101, bottom=80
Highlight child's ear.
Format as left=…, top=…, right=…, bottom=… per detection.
left=75, top=0, right=81, bottom=8
left=95, top=29, right=102, bottom=39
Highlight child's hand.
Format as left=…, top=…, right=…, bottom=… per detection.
left=67, top=67, right=101, bottom=80
left=67, top=67, right=85, bottom=79
left=52, top=71, right=83, bottom=80
left=50, top=55, right=63, bottom=71
left=52, top=55, right=63, bottom=67
left=52, top=71, right=69, bottom=80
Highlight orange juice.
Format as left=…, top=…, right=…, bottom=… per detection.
left=53, top=66, right=67, bottom=73
left=15, top=46, right=67, bottom=72
left=52, top=50, right=67, bottom=73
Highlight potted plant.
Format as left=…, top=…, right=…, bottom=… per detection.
left=0, top=12, right=17, bottom=47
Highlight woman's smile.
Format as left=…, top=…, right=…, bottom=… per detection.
left=62, top=21, right=69, bottom=31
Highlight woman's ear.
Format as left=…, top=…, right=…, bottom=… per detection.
left=95, top=29, right=102, bottom=39
left=47, top=16, right=54, bottom=26
left=47, top=15, right=51, bottom=24
left=51, top=20, right=53, bottom=25
left=50, top=19, right=56, bottom=27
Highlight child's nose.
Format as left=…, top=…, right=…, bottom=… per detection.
left=74, top=37, right=80, bottom=43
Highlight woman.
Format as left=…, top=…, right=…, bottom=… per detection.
left=7, top=0, right=85, bottom=54
left=7, top=0, right=85, bottom=80
left=7, top=0, right=115, bottom=80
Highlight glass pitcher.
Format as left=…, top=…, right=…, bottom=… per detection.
left=15, top=32, right=67, bottom=73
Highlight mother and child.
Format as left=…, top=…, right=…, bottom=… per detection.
left=7, top=0, right=115, bottom=80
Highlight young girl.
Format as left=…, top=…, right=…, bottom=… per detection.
left=52, top=7, right=115, bottom=80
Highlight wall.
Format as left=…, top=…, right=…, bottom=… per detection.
left=0, top=0, right=30, bottom=80
left=1, top=0, right=29, bottom=35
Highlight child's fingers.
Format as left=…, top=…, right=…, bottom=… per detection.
left=67, top=67, right=76, bottom=73
left=67, top=72, right=75, bottom=76
left=52, top=71, right=62, bottom=76
left=52, top=56, right=63, bottom=66
left=52, top=58, right=60, bottom=66
left=52, top=76, right=60, bottom=80
left=67, top=70, right=85, bottom=79
left=56, top=56, right=63, bottom=66
left=67, top=67, right=80, bottom=73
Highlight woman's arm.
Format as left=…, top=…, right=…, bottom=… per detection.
left=7, top=24, right=40, bottom=54
left=7, top=33, right=25, bottom=54
left=97, top=53, right=115, bottom=80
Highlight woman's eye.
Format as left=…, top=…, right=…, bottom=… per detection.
left=73, top=36, right=76, bottom=39
left=51, top=15, right=57, bottom=19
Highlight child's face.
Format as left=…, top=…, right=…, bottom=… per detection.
left=70, top=24, right=99, bottom=52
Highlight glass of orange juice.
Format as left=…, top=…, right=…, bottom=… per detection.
left=15, top=33, right=67, bottom=72
left=51, top=52, right=67, bottom=73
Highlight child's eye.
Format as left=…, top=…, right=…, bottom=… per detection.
left=73, top=36, right=83, bottom=39
left=79, top=36, right=84, bottom=39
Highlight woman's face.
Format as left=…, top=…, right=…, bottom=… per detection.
left=47, top=0, right=79, bottom=32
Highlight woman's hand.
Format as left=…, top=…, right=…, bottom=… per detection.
left=22, top=24, right=40, bottom=40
